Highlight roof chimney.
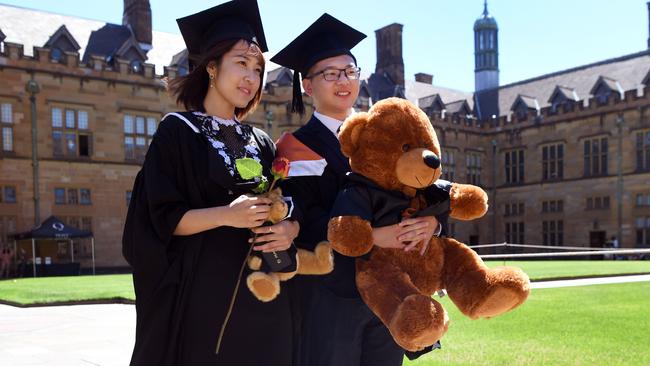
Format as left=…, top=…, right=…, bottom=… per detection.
left=415, top=73, right=433, bottom=84
left=375, top=23, right=405, bottom=88
left=123, top=0, right=152, bottom=51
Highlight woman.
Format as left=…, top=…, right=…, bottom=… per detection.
left=122, top=1, right=299, bottom=365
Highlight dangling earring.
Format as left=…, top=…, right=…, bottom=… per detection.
left=209, top=73, right=215, bottom=88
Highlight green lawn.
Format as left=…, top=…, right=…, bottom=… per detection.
left=486, top=260, right=650, bottom=281
left=405, top=281, right=650, bottom=366
left=0, top=260, right=648, bottom=306
left=0, top=274, right=134, bottom=305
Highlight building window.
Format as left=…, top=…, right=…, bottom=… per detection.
left=586, top=196, right=610, bottom=210
left=583, top=137, right=608, bottom=176
left=636, top=130, right=650, bottom=172
left=51, top=47, right=64, bottom=62
left=442, top=150, right=456, bottom=181
left=54, top=188, right=66, bottom=204
left=124, top=114, right=157, bottom=161
left=79, top=188, right=92, bottom=205
left=636, top=217, right=650, bottom=246
left=1, top=102, right=13, bottom=152
left=0, top=186, right=17, bottom=203
left=0, top=216, right=17, bottom=246
left=515, top=104, right=529, bottom=121
left=52, top=107, right=91, bottom=158
left=542, top=200, right=563, bottom=213
left=505, top=149, right=524, bottom=184
left=130, top=60, right=143, bottom=74
left=542, top=143, right=564, bottom=181
left=54, top=188, right=91, bottom=205
left=466, top=152, right=482, bottom=186
left=126, top=190, right=133, bottom=206
left=67, top=188, right=78, bottom=205
left=636, top=193, right=650, bottom=207
left=594, top=85, right=611, bottom=105
left=62, top=216, right=93, bottom=232
left=504, top=202, right=524, bottom=217
left=542, top=220, right=564, bottom=246
left=505, top=222, right=525, bottom=244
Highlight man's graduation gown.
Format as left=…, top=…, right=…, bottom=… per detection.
left=122, top=112, right=294, bottom=366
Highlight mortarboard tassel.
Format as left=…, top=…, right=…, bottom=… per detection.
left=291, top=71, right=305, bottom=115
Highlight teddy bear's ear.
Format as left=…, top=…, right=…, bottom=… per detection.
left=339, top=112, right=368, bottom=157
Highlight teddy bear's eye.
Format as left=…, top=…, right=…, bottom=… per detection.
left=402, top=144, right=411, bottom=152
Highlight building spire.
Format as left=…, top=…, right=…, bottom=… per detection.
left=483, top=0, right=489, bottom=16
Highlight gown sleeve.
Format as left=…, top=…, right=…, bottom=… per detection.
left=330, top=185, right=373, bottom=222
left=142, top=117, right=192, bottom=244
left=122, top=116, right=192, bottom=270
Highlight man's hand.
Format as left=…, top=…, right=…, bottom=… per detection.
left=398, top=216, right=440, bottom=255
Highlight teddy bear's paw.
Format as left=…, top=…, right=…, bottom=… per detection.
left=471, top=286, right=529, bottom=319
left=247, top=256, right=262, bottom=271
left=296, top=242, right=334, bottom=275
left=390, top=294, right=449, bottom=352
left=246, top=272, right=280, bottom=302
left=314, top=242, right=334, bottom=273
left=470, top=267, right=531, bottom=319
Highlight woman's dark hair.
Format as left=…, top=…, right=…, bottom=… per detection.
left=169, top=39, right=265, bottom=120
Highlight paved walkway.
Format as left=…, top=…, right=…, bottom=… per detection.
left=1, top=274, right=649, bottom=366
left=0, top=304, right=134, bottom=366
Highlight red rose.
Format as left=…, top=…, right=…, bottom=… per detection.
left=271, top=157, right=290, bottom=180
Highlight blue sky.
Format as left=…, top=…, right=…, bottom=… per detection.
left=1, top=1, right=647, bottom=92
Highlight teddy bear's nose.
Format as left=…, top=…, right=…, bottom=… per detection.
left=423, top=153, right=440, bottom=169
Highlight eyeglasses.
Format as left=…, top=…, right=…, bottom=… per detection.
left=306, top=66, right=361, bottom=81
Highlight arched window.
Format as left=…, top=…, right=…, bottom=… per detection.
left=130, top=60, right=143, bottom=74
left=51, top=47, right=64, bottom=62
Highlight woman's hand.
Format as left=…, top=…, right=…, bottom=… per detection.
left=398, top=216, right=440, bottom=254
left=250, top=220, right=300, bottom=253
left=222, top=195, right=272, bottom=229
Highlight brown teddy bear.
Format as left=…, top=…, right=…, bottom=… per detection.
left=327, top=97, right=530, bottom=351
left=246, top=187, right=333, bottom=302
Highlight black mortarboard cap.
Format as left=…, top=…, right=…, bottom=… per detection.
left=270, top=14, right=366, bottom=114
left=177, top=0, right=268, bottom=71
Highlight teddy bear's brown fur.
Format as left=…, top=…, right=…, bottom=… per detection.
left=247, top=187, right=333, bottom=302
left=328, top=98, right=530, bottom=351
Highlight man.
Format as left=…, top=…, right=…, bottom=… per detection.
left=272, top=14, right=446, bottom=366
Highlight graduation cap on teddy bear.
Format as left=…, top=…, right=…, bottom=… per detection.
left=271, top=13, right=366, bottom=115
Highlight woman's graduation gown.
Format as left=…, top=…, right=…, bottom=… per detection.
left=122, top=112, right=294, bottom=366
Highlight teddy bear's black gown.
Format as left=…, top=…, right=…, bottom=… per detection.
left=122, top=112, right=297, bottom=366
